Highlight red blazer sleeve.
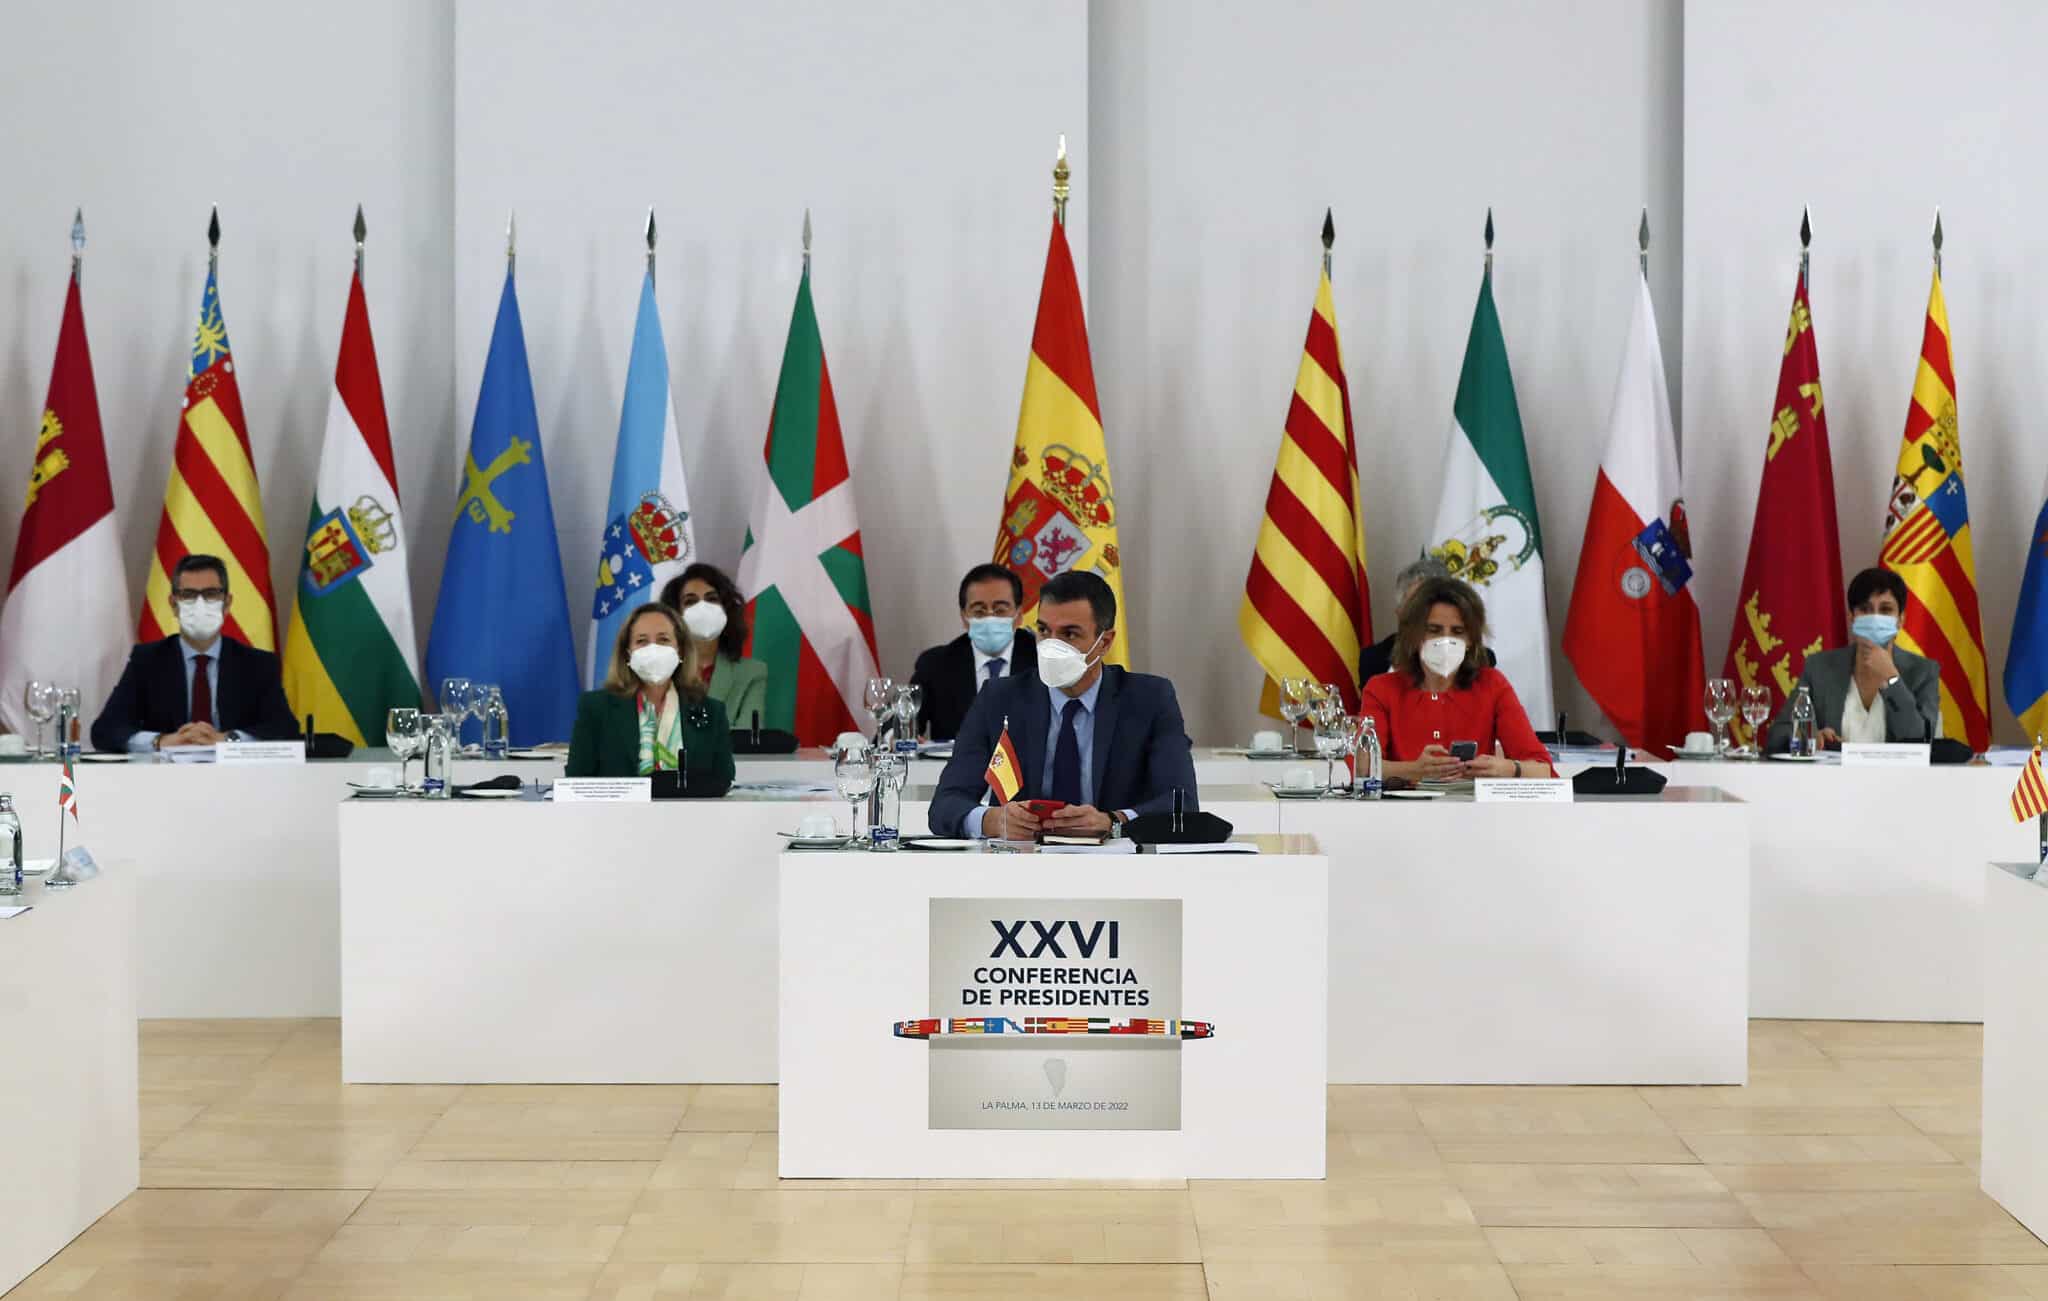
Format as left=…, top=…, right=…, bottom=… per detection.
left=1487, top=672, right=1556, bottom=775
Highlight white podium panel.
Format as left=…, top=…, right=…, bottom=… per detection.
left=778, top=839, right=1327, bottom=1180
left=1982, top=862, right=2048, bottom=1242
left=1280, top=789, right=1750, bottom=1085
left=0, top=868, right=139, bottom=1294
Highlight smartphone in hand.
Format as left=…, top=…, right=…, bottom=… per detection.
left=1450, top=740, right=1479, bottom=762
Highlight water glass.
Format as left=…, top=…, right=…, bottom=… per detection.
left=1739, top=685, right=1772, bottom=759
left=834, top=750, right=875, bottom=849
left=1311, top=696, right=1349, bottom=795
left=1278, top=678, right=1310, bottom=754
left=24, top=681, right=56, bottom=758
left=1704, top=678, right=1737, bottom=756
left=863, top=677, right=894, bottom=737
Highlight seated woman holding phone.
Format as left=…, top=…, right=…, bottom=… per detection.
left=566, top=602, right=735, bottom=795
left=1357, top=576, right=1554, bottom=781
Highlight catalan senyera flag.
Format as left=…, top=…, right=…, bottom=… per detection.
left=1722, top=265, right=1846, bottom=748
left=2010, top=746, right=2048, bottom=823
left=993, top=215, right=1128, bottom=666
left=1239, top=245, right=1369, bottom=714
left=1879, top=266, right=1987, bottom=752
left=141, top=262, right=276, bottom=649
left=984, top=722, right=1023, bottom=804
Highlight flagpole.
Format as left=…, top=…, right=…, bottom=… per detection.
left=1931, top=207, right=1943, bottom=277
left=802, top=208, right=811, bottom=275
left=507, top=209, right=517, bottom=279
left=70, top=208, right=85, bottom=287
left=1637, top=207, right=1650, bottom=280
left=208, top=204, right=221, bottom=277
left=1799, top=205, right=1811, bottom=284
left=1052, top=135, right=1070, bottom=226
left=1321, top=208, right=1334, bottom=279
left=354, top=204, right=367, bottom=280
left=645, top=207, right=657, bottom=286
left=1483, top=207, right=1494, bottom=279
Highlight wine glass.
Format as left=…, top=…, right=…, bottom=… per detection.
left=386, top=707, right=422, bottom=792
left=1704, top=678, right=1737, bottom=757
left=834, top=748, right=875, bottom=849
left=1739, top=685, right=1772, bottom=759
left=1311, top=695, right=1350, bottom=796
left=1278, top=678, right=1310, bottom=756
left=462, top=682, right=491, bottom=755
left=892, top=684, right=923, bottom=746
left=24, top=681, right=56, bottom=758
left=439, top=677, right=471, bottom=748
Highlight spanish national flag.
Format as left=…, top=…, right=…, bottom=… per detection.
left=985, top=722, right=1023, bottom=804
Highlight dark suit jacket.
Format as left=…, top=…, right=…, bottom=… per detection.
left=564, top=689, right=735, bottom=795
left=1360, top=634, right=1495, bottom=683
left=910, top=628, right=1039, bottom=741
left=90, top=636, right=300, bottom=751
left=929, top=665, right=1198, bottom=837
left=1766, top=644, right=1942, bottom=750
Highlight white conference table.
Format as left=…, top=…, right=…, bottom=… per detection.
left=1981, top=862, right=2048, bottom=1242
left=0, top=867, right=138, bottom=1294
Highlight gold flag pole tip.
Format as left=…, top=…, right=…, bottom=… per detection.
left=1052, top=134, right=1071, bottom=225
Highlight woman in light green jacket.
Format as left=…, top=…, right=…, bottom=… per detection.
left=662, top=562, right=769, bottom=733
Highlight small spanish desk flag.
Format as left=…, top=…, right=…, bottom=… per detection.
left=985, top=722, right=1023, bottom=804
left=2010, top=745, right=2048, bottom=824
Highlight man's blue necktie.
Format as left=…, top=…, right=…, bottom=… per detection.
left=1051, top=697, right=1084, bottom=805
left=984, top=658, right=1004, bottom=687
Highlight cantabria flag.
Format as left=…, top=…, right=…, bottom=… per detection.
left=1425, top=263, right=1554, bottom=719
left=737, top=242, right=879, bottom=745
left=281, top=257, right=421, bottom=745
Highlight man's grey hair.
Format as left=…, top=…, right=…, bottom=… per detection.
left=1395, top=555, right=1452, bottom=593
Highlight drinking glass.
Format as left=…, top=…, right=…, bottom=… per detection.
left=834, top=749, right=875, bottom=849
left=893, top=683, right=923, bottom=742
left=386, top=708, right=422, bottom=792
left=1739, top=685, right=1772, bottom=759
left=24, top=681, right=56, bottom=758
left=439, top=677, right=471, bottom=749
left=1278, top=678, right=1310, bottom=755
left=1311, top=696, right=1349, bottom=795
left=463, top=682, right=490, bottom=755
left=57, top=687, right=80, bottom=758
left=863, top=677, right=894, bottom=736
left=1705, top=678, right=1737, bottom=756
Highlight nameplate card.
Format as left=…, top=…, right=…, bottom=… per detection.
left=553, top=777, right=651, bottom=804
left=216, top=741, right=305, bottom=766
left=1841, top=742, right=1931, bottom=769
left=1474, top=778, right=1573, bottom=804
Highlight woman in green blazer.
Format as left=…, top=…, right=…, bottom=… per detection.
left=662, top=563, right=770, bottom=733
left=567, top=602, right=736, bottom=795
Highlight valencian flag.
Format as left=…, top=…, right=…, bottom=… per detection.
left=993, top=144, right=1129, bottom=666
left=1722, top=246, right=1845, bottom=747
left=1563, top=260, right=1705, bottom=754
left=1425, top=224, right=1553, bottom=720
left=1879, top=248, right=1987, bottom=751
left=424, top=256, right=579, bottom=745
left=1239, top=214, right=1369, bottom=714
left=141, top=216, right=276, bottom=650
left=0, top=218, right=131, bottom=734
left=282, top=220, right=422, bottom=745
left=736, top=220, right=880, bottom=745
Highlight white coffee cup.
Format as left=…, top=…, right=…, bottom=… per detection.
left=1250, top=730, right=1284, bottom=753
left=365, top=765, right=398, bottom=788
left=1282, top=767, right=1318, bottom=790
left=1683, top=731, right=1714, bottom=753
left=798, top=813, right=838, bottom=839
left=0, top=734, right=25, bottom=757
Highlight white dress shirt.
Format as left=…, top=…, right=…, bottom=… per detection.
left=1839, top=681, right=1887, bottom=744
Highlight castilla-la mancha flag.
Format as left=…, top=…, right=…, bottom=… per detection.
left=0, top=274, right=131, bottom=733
left=993, top=215, right=1129, bottom=666
left=1563, top=273, right=1705, bottom=754
left=1722, top=265, right=1845, bottom=747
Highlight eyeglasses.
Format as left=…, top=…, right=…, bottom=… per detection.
left=172, top=587, right=227, bottom=603
left=964, top=603, right=1016, bottom=618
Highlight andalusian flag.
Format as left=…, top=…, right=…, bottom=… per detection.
left=141, top=236, right=276, bottom=650
left=993, top=155, right=1128, bottom=666
left=281, top=236, right=422, bottom=745
left=1239, top=216, right=1369, bottom=712
left=1425, top=252, right=1552, bottom=718
left=1880, top=255, right=1987, bottom=751
left=736, top=232, right=879, bottom=745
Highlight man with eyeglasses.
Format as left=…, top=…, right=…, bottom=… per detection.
left=90, top=553, right=299, bottom=752
left=908, top=563, right=1040, bottom=741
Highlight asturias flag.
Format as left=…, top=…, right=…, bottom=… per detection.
left=993, top=215, right=1129, bottom=666
left=281, top=256, right=421, bottom=745
left=1722, top=264, right=1845, bottom=748
left=0, top=263, right=131, bottom=733
left=736, top=248, right=879, bottom=745
left=588, top=266, right=694, bottom=683
left=1881, top=265, right=1987, bottom=751
left=141, top=259, right=276, bottom=650
left=1563, top=273, right=1705, bottom=754
left=423, top=269, right=578, bottom=744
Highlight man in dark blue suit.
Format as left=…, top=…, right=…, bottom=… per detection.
left=930, top=570, right=1197, bottom=840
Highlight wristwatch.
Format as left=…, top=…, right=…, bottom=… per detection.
left=1884, top=674, right=1901, bottom=692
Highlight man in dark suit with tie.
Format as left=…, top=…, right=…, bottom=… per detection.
left=90, top=553, right=300, bottom=752
left=908, top=563, right=1039, bottom=740
left=930, top=570, right=1197, bottom=839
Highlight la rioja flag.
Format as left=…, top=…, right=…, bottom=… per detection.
left=0, top=230, right=131, bottom=735
left=1563, top=270, right=1705, bottom=754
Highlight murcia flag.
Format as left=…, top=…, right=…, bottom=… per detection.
left=282, top=241, right=422, bottom=745
left=984, top=722, right=1023, bottom=804
left=1563, top=272, right=1705, bottom=754
left=736, top=234, right=879, bottom=745
left=0, top=252, right=131, bottom=735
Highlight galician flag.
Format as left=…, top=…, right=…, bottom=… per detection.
left=1563, top=269, right=1706, bottom=754
left=281, top=227, right=422, bottom=745
left=588, top=258, right=694, bottom=683
left=0, top=218, right=131, bottom=734
left=1424, top=250, right=1552, bottom=718
left=736, top=228, right=879, bottom=745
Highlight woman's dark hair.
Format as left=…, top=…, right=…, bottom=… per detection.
left=659, top=562, right=749, bottom=661
left=1393, top=576, right=1489, bottom=689
left=1846, top=565, right=1908, bottom=614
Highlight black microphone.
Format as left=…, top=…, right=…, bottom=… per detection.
left=305, top=713, right=314, bottom=757
left=750, top=709, right=761, bottom=748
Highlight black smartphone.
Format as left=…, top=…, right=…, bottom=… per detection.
left=1450, top=740, right=1478, bottom=762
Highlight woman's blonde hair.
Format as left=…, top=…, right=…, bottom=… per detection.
left=602, top=602, right=706, bottom=700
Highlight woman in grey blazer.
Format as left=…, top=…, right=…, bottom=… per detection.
left=1767, top=567, right=1942, bottom=751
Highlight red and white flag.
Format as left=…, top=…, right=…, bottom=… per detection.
left=1563, top=275, right=1705, bottom=754
left=0, top=272, right=131, bottom=734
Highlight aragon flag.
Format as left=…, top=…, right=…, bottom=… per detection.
left=140, top=233, right=277, bottom=650
left=993, top=165, right=1129, bottom=666
left=1722, top=255, right=1845, bottom=747
left=736, top=230, right=880, bottom=745
left=0, top=233, right=131, bottom=734
left=281, top=234, right=422, bottom=745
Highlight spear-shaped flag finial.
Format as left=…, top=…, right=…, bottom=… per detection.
left=1638, top=206, right=1650, bottom=277
left=646, top=206, right=657, bottom=281
left=353, top=203, right=367, bottom=276
left=1321, top=207, right=1334, bottom=274
left=506, top=209, right=517, bottom=271
left=1932, top=206, right=1944, bottom=273
left=70, top=207, right=85, bottom=284
left=802, top=208, right=812, bottom=271
left=208, top=204, right=221, bottom=269
left=1799, top=204, right=1811, bottom=280
left=1483, top=207, right=1495, bottom=274
left=1053, top=133, right=1071, bottom=226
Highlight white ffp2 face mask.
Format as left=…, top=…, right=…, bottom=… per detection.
left=1418, top=636, right=1467, bottom=680
left=1036, top=634, right=1104, bottom=690
left=628, top=643, right=682, bottom=684
left=177, top=598, right=225, bottom=642
left=681, top=601, right=728, bottom=642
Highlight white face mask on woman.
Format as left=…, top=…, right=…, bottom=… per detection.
left=628, top=642, right=681, bottom=684
left=681, top=601, right=727, bottom=642
left=1036, top=634, right=1104, bottom=690
left=1418, top=636, right=1467, bottom=681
